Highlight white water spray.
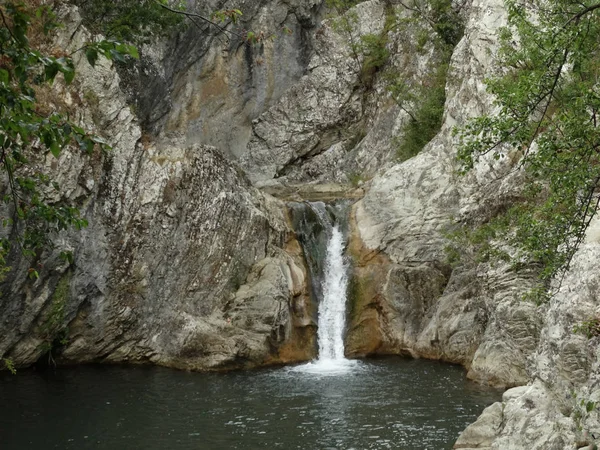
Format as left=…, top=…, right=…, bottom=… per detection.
left=289, top=202, right=358, bottom=375
left=317, top=226, right=348, bottom=361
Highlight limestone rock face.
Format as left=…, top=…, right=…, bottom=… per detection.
left=241, top=0, right=386, bottom=183
left=335, top=0, right=600, bottom=445
left=3, top=0, right=600, bottom=447
left=134, top=0, right=322, bottom=159
left=453, top=233, right=600, bottom=449
left=346, top=0, right=540, bottom=389
left=454, top=401, right=503, bottom=450
left=239, top=0, right=447, bottom=185
left=0, top=5, right=317, bottom=371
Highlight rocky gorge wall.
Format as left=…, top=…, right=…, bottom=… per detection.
left=1, top=0, right=600, bottom=448
left=0, top=1, right=322, bottom=371
left=209, top=0, right=600, bottom=447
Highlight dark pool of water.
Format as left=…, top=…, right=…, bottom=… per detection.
left=0, top=357, right=501, bottom=450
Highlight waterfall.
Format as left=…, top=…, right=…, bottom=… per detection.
left=318, top=225, right=348, bottom=361
left=289, top=201, right=358, bottom=374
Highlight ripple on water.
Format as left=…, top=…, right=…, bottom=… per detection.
left=0, top=358, right=502, bottom=450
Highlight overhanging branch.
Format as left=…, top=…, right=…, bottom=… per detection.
left=156, top=2, right=245, bottom=40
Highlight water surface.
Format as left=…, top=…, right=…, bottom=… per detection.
left=0, top=358, right=501, bottom=450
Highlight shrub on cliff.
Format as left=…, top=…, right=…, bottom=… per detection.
left=455, top=0, right=600, bottom=298
left=0, top=1, right=253, bottom=283
left=0, top=2, right=120, bottom=278
left=72, top=0, right=185, bottom=45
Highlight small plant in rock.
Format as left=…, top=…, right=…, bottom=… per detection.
left=572, top=394, right=597, bottom=433
left=3, top=358, right=16, bottom=375
left=37, top=273, right=71, bottom=365
left=392, top=63, right=448, bottom=161
left=346, top=171, right=366, bottom=187
left=574, top=318, right=600, bottom=339
left=357, top=32, right=390, bottom=84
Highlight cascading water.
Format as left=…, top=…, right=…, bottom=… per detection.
left=317, top=225, right=348, bottom=361
left=289, top=201, right=358, bottom=374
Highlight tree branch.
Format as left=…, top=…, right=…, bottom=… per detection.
left=155, top=2, right=245, bottom=40
left=561, top=2, right=600, bottom=30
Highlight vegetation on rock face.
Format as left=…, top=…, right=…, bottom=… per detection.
left=454, top=0, right=600, bottom=298
left=0, top=1, right=243, bottom=286
left=0, top=0, right=146, bottom=372
left=390, top=61, right=449, bottom=161
left=72, top=0, right=185, bottom=45
left=0, top=1, right=284, bottom=371
left=38, top=271, right=71, bottom=365
left=325, top=0, right=464, bottom=163
left=2, top=357, right=16, bottom=374
left=387, top=0, right=464, bottom=161
left=574, top=317, right=600, bottom=339
left=0, top=1, right=124, bottom=280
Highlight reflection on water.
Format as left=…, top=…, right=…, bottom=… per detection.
left=0, top=358, right=501, bottom=450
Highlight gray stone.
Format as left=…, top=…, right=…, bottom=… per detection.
left=0, top=6, right=317, bottom=371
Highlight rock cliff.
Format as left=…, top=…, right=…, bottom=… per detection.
left=1, top=0, right=600, bottom=448
left=346, top=0, right=539, bottom=389
left=0, top=3, right=318, bottom=371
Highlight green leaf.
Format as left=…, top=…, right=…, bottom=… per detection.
left=85, top=47, right=98, bottom=67
left=0, top=69, right=8, bottom=85
left=587, top=401, right=595, bottom=413
left=59, top=251, right=74, bottom=264
left=109, top=48, right=126, bottom=63
left=49, top=140, right=61, bottom=158
left=62, top=61, right=75, bottom=84
left=27, top=268, right=39, bottom=280
left=126, top=44, right=139, bottom=59
left=45, top=63, right=59, bottom=82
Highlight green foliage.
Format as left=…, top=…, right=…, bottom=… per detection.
left=211, top=9, right=243, bottom=25
left=83, top=39, right=139, bottom=67
left=326, top=0, right=390, bottom=86
left=38, top=272, right=71, bottom=363
left=393, top=63, right=448, bottom=161
left=574, top=318, right=600, bottom=339
left=396, top=0, right=464, bottom=48
left=44, top=274, right=70, bottom=333
left=325, top=0, right=463, bottom=163
left=415, top=28, right=430, bottom=53
left=347, top=171, right=366, bottom=187
left=326, top=0, right=362, bottom=14
left=573, top=393, right=597, bottom=432
left=3, top=357, right=16, bottom=375
left=0, top=2, right=139, bottom=279
left=385, top=0, right=463, bottom=161
left=456, top=0, right=600, bottom=293
left=357, top=32, right=390, bottom=82
left=521, top=285, right=550, bottom=305
left=326, top=0, right=363, bottom=79
left=73, top=0, right=185, bottom=45
left=427, top=0, right=464, bottom=46
left=0, top=243, right=10, bottom=288
left=443, top=217, right=511, bottom=268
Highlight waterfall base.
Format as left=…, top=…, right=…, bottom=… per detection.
left=288, top=358, right=361, bottom=376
